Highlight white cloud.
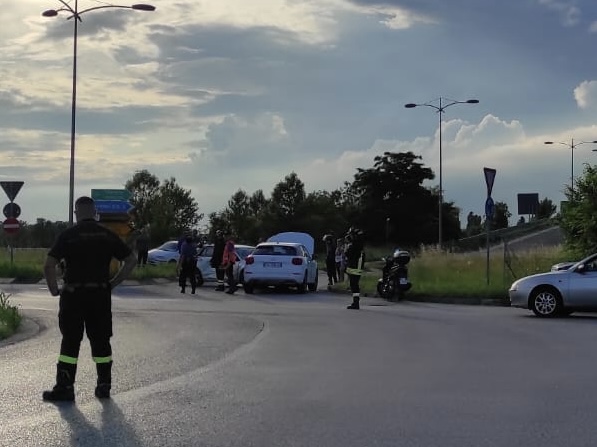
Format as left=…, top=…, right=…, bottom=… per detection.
left=590, top=21, right=597, bottom=33
left=538, top=0, right=581, bottom=26
left=574, top=80, right=597, bottom=109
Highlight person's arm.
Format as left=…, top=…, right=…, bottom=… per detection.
left=43, top=255, right=61, bottom=297
left=109, top=252, right=137, bottom=290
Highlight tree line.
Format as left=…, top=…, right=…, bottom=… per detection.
left=2, top=151, right=561, bottom=252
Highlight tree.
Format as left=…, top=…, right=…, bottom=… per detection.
left=268, top=172, right=306, bottom=230
left=492, top=201, right=511, bottom=230
left=348, top=151, right=458, bottom=246
left=536, top=197, right=556, bottom=220
left=559, top=164, right=597, bottom=255
left=125, top=172, right=203, bottom=244
left=125, top=170, right=160, bottom=230
left=465, top=212, right=483, bottom=236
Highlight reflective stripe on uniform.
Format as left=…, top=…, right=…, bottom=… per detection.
left=93, top=356, right=113, bottom=364
left=346, top=267, right=363, bottom=275
left=58, top=355, right=78, bottom=364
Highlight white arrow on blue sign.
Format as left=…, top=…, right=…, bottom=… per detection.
left=95, top=200, right=133, bottom=214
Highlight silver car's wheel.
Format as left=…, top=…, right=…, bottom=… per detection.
left=530, top=287, right=561, bottom=318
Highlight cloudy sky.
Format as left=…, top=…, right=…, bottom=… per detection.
left=2, top=0, right=597, bottom=229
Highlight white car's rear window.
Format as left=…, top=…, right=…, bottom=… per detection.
left=253, top=245, right=298, bottom=256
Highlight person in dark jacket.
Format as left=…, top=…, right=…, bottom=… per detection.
left=42, top=196, right=137, bottom=401
left=323, top=233, right=337, bottom=286
left=210, top=230, right=226, bottom=291
left=177, top=235, right=197, bottom=294
left=135, top=228, right=150, bottom=267
left=344, top=227, right=365, bottom=310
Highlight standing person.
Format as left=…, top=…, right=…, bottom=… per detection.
left=323, top=234, right=337, bottom=287
left=345, top=227, right=365, bottom=310
left=42, top=196, right=137, bottom=402
left=177, top=234, right=198, bottom=294
left=135, top=227, right=150, bottom=267
left=210, top=230, right=226, bottom=291
left=221, top=236, right=238, bottom=295
left=335, top=237, right=346, bottom=283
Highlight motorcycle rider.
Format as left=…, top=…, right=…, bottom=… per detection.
left=344, top=227, right=365, bottom=310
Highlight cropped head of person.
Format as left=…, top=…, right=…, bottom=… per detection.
left=74, top=196, right=98, bottom=222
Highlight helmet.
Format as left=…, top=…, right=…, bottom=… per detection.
left=322, top=234, right=333, bottom=243
left=215, top=229, right=223, bottom=237
left=392, top=249, right=411, bottom=265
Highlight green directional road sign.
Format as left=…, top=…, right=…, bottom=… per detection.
left=91, top=189, right=132, bottom=201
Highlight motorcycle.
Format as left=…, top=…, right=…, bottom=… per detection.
left=377, top=249, right=412, bottom=301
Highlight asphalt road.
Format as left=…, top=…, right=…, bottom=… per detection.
left=1, top=280, right=597, bottom=447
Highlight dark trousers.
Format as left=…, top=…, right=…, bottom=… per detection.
left=216, top=267, right=226, bottom=282
left=225, top=264, right=236, bottom=290
left=348, top=273, right=361, bottom=294
left=58, top=288, right=112, bottom=365
left=137, top=250, right=148, bottom=266
left=326, top=258, right=338, bottom=284
left=179, top=260, right=197, bottom=290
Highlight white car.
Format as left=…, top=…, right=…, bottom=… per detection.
left=509, top=252, right=597, bottom=317
left=195, top=244, right=255, bottom=286
left=242, top=232, right=318, bottom=294
left=147, top=240, right=180, bottom=265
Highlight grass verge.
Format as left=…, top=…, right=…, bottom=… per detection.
left=0, top=292, right=22, bottom=340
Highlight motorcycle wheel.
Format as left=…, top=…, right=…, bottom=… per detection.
left=378, top=279, right=396, bottom=300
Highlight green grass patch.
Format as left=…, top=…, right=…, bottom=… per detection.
left=336, top=245, right=567, bottom=302
left=0, top=292, right=22, bottom=340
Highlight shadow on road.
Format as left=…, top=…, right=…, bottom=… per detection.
left=54, top=400, right=143, bottom=446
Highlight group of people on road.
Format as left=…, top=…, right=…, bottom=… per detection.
left=41, top=195, right=365, bottom=402
left=175, top=228, right=238, bottom=295
left=324, top=228, right=366, bottom=310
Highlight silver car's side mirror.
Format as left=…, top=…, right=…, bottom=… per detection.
left=576, top=264, right=586, bottom=273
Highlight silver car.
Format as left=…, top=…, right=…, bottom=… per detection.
left=509, top=252, right=597, bottom=317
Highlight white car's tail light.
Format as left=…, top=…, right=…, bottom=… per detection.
left=245, top=256, right=255, bottom=265
left=292, top=258, right=303, bottom=265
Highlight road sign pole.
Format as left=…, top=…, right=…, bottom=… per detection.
left=486, top=219, right=490, bottom=285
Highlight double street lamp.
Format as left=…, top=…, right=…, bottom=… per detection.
left=405, top=97, right=479, bottom=247
left=42, top=1, right=156, bottom=225
left=544, top=138, right=597, bottom=194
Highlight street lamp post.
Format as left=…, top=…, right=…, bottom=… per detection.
left=544, top=139, right=597, bottom=194
left=42, top=1, right=156, bottom=225
left=405, top=97, right=479, bottom=248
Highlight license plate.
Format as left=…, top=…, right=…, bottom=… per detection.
left=264, top=262, right=282, bottom=268
left=399, top=278, right=408, bottom=285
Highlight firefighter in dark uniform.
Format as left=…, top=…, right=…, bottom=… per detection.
left=345, top=227, right=365, bottom=310
left=210, top=229, right=226, bottom=291
left=42, top=196, right=137, bottom=402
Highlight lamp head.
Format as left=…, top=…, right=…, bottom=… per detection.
left=466, top=99, right=479, bottom=104
left=132, top=4, right=156, bottom=11
left=544, top=141, right=554, bottom=145
left=404, top=103, right=417, bottom=108
left=42, top=9, right=58, bottom=17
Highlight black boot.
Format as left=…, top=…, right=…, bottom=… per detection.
left=180, top=286, right=185, bottom=293
left=43, top=363, right=76, bottom=402
left=347, top=296, right=360, bottom=310
left=95, top=361, right=112, bottom=399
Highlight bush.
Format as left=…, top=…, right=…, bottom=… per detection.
left=0, top=291, right=22, bottom=339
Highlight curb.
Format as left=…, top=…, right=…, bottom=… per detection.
left=0, top=317, right=41, bottom=348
